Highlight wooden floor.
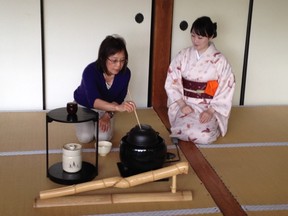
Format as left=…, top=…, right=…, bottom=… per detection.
left=1, top=106, right=288, bottom=216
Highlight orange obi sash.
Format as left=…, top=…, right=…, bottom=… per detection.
left=182, top=78, right=218, bottom=99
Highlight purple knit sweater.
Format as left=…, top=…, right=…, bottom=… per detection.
left=74, top=62, right=131, bottom=108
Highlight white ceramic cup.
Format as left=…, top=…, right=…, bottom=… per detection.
left=62, top=143, right=82, bottom=173
left=97, top=141, right=112, bottom=156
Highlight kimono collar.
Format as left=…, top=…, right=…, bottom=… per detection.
left=196, top=42, right=217, bottom=60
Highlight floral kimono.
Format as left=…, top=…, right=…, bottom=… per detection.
left=165, top=43, right=235, bottom=144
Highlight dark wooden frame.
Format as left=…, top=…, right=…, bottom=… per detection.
left=150, top=0, right=173, bottom=128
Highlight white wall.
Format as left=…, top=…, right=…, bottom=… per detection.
left=2, top=0, right=288, bottom=110
left=44, top=0, right=152, bottom=109
left=0, top=0, right=42, bottom=110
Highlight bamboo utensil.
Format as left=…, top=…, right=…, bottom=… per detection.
left=34, top=162, right=192, bottom=208
left=128, top=89, right=142, bottom=129
left=34, top=191, right=192, bottom=207
left=39, top=162, right=188, bottom=200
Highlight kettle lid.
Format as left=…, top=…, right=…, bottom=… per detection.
left=126, top=124, right=159, bottom=147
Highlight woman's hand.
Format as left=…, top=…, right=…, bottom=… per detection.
left=199, top=108, right=215, bottom=123
left=99, top=113, right=111, bottom=132
left=177, top=99, right=194, bottom=115
left=181, top=105, right=194, bottom=115
left=115, top=101, right=136, bottom=112
left=93, top=99, right=135, bottom=113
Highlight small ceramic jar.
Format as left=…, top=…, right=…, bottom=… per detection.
left=62, top=143, right=82, bottom=173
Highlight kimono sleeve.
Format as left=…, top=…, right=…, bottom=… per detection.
left=209, top=56, right=235, bottom=136
left=164, top=50, right=186, bottom=107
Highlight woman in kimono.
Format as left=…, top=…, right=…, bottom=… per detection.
left=74, top=35, right=136, bottom=143
left=165, top=16, right=235, bottom=144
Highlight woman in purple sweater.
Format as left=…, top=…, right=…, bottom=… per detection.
left=74, top=35, right=135, bottom=143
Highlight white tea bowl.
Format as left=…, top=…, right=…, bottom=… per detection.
left=97, top=141, right=112, bottom=156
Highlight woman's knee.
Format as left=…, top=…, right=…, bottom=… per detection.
left=194, top=131, right=219, bottom=144
left=76, top=132, right=94, bottom=143
left=194, top=136, right=214, bottom=144
left=75, top=121, right=95, bottom=143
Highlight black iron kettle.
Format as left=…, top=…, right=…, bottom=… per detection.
left=119, top=124, right=167, bottom=174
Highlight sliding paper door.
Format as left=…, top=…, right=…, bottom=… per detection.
left=44, top=0, right=152, bottom=109
left=0, top=0, right=42, bottom=110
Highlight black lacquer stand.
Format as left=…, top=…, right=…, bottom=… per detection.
left=46, top=107, right=99, bottom=185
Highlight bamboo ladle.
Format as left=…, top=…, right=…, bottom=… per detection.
left=128, top=89, right=142, bottom=129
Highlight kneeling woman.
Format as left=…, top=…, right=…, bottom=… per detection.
left=165, top=16, right=235, bottom=144
left=73, top=35, right=136, bottom=143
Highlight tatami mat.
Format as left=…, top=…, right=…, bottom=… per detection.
left=198, top=105, right=288, bottom=215
left=198, top=145, right=288, bottom=216
left=1, top=106, right=288, bottom=215
left=215, top=106, right=288, bottom=144
left=0, top=111, right=46, bottom=152
left=0, top=108, right=220, bottom=216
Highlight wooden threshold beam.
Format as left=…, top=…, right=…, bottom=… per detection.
left=178, top=141, right=247, bottom=216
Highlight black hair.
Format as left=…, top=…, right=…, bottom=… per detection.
left=190, top=16, right=217, bottom=38
left=96, top=35, right=128, bottom=73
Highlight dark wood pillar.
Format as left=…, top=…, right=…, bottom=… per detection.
left=150, top=0, right=173, bottom=127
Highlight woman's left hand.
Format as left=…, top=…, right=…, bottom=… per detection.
left=199, top=109, right=214, bottom=123
left=99, top=114, right=111, bottom=132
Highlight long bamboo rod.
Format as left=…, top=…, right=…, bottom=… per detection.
left=34, top=191, right=192, bottom=208
left=39, top=162, right=188, bottom=200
